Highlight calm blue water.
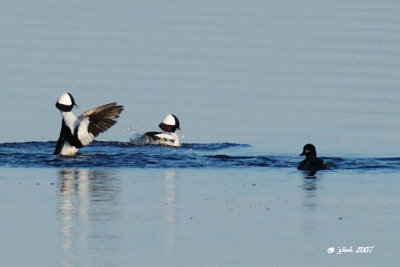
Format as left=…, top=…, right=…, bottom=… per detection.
left=1, top=141, right=400, bottom=170
left=1, top=164, right=399, bottom=267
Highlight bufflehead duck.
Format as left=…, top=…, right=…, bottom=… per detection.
left=297, top=144, right=328, bottom=172
left=54, top=93, right=123, bottom=156
left=132, top=114, right=182, bottom=147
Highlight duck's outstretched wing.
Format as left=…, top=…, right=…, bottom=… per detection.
left=78, top=102, right=124, bottom=137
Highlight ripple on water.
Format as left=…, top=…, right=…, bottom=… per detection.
left=0, top=141, right=399, bottom=170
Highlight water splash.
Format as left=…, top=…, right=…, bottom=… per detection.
left=122, top=126, right=138, bottom=142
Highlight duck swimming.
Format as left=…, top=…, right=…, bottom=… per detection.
left=131, top=114, right=182, bottom=147
left=297, top=144, right=328, bottom=173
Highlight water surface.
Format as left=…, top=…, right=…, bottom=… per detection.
left=1, top=167, right=399, bottom=267
left=1, top=141, right=400, bottom=171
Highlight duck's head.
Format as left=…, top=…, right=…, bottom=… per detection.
left=300, top=143, right=317, bottom=157
left=56, top=93, right=77, bottom=112
left=158, top=114, right=181, bottom=133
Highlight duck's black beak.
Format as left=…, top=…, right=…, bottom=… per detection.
left=300, top=150, right=308, bottom=156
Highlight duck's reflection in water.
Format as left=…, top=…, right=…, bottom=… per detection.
left=163, top=170, right=177, bottom=260
left=58, top=169, right=120, bottom=267
left=301, top=177, right=318, bottom=236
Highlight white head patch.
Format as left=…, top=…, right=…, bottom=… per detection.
left=58, top=93, right=73, bottom=105
left=162, top=114, right=176, bottom=126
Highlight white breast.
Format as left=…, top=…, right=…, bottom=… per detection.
left=60, top=141, right=79, bottom=156
left=62, top=112, right=78, bottom=134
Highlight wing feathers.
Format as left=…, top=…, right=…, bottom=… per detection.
left=79, top=103, right=124, bottom=137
